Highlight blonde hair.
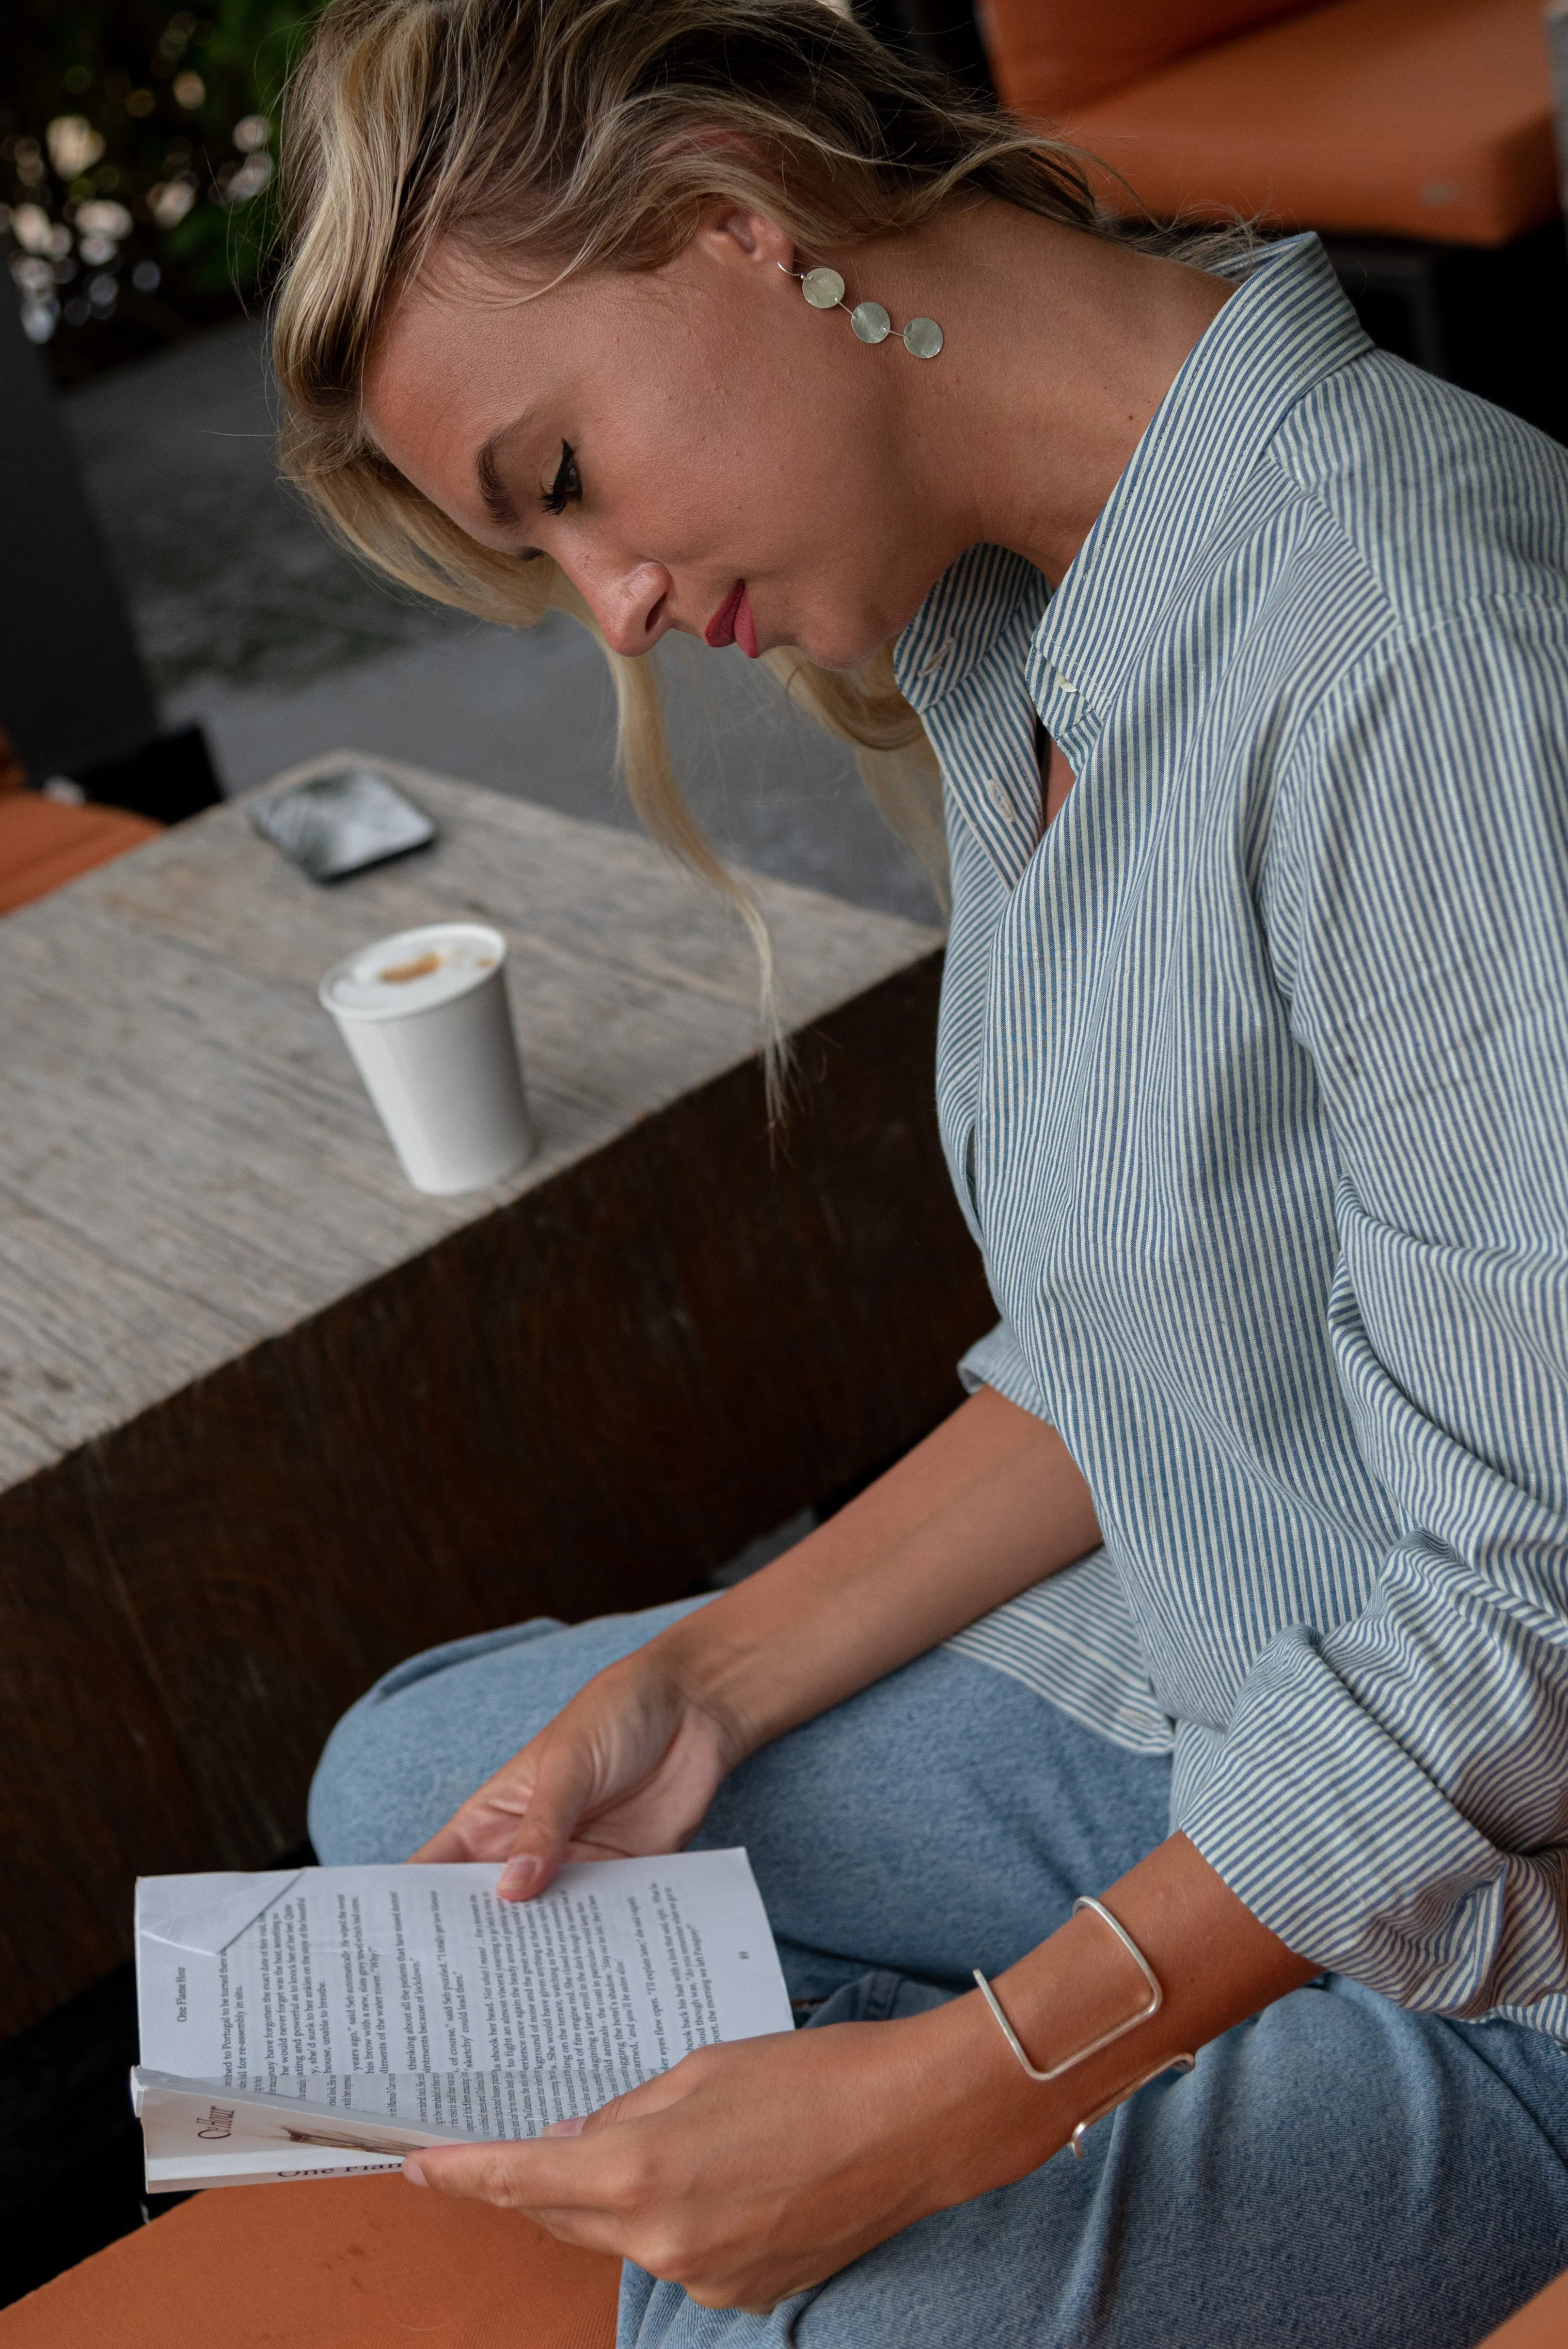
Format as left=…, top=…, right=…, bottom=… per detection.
left=272, top=0, right=1246, bottom=1073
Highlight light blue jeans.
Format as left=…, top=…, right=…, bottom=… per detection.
left=311, top=1600, right=1568, bottom=2348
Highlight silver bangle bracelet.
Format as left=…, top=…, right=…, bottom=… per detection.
left=971, top=1897, right=1161, bottom=2081
left=972, top=1896, right=1195, bottom=2152
left=1064, top=2054, right=1196, bottom=2159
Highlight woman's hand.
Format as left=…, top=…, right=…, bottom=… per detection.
left=411, top=1390, right=1102, bottom=1899
left=403, top=1837, right=1315, bottom=2310
left=404, top=1996, right=1038, bottom=2311
left=409, top=1646, right=742, bottom=1899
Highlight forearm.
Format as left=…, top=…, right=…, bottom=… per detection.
left=431, top=1386, right=1100, bottom=1898
left=907, top=1830, right=1318, bottom=2214
left=993, top=1830, right=1314, bottom=2128
left=416, top=1828, right=1319, bottom=2306
left=656, top=1385, right=1099, bottom=1762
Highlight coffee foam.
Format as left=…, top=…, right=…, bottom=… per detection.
left=322, top=923, right=505, bottom=1020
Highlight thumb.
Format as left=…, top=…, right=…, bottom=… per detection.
left=496, top=1736, right=594, bottom=1899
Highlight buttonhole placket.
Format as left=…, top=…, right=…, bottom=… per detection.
left=983, top=777, right=1022, bottom=828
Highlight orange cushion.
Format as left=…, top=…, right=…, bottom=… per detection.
left=1476, top=2263, right=1568, bottom=2345
left=0, top=2175, right=620, bottom=2349
left=977, top=0, right=1307, bottom=117
left=1037, top=0, right=1559, bottom=247
left=0, top=793, right=160, bottom=916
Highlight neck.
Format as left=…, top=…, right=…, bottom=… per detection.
left=843, top=202, right=1235, bottom=590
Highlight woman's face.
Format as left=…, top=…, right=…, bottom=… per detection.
left=363, top=208, right=966, bottom=670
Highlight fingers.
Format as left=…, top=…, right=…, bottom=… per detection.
left=407, top=1817, right=477, bottom=1864
left=403, top=2076, right=691, bottom=2212
left=577, top=2059, right=704, bottom=2130
left=496, top=1850, right=548, bottom=1898
left=406, top=1654, right=713, bottom=1893
left=402, top=2137, right=629, bottom=2249
left=405, top=2142, right=551, bottom=2206
left=496, top=1734, right=599, bottom=1898
left=404, top=1733, right=552, bottom=1870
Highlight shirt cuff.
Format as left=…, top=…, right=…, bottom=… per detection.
left=957, top=1319, right=1050, bottom=1419
left=1175, top=1612, right=1568, bottom=2029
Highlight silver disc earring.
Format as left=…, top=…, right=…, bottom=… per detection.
left=782, top=262, right=944, bottom=360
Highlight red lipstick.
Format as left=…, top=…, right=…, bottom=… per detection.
left=704, top=580, right=759, bottom=656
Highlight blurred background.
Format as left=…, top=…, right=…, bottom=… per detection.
left=2, top=0, right=1566, bottom=906
left=0, top=0, right=948, bottom=926
left=2, top=0, right=300, bottom=386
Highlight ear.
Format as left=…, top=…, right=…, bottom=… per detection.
left=692, top=203, right=798, bottom=279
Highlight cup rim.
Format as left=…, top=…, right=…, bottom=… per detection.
left=317, top=921, right=508, bottom=1023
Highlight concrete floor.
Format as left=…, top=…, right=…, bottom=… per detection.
left=63, top=317, right=940, bottom=926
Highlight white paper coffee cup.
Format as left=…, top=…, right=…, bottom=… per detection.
left=318, top=922, right=534, bottom=1193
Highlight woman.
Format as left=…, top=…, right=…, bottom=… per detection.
left=280, top=1, right=1568, bottom=2340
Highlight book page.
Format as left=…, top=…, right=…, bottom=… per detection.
left=137, top=1849, right=792, bottom=2146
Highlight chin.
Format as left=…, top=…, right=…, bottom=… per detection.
left=783, top=568, right=940, bottom=673
left=785, top=618, right=894, bottom=674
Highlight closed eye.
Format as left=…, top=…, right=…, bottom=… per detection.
left=541, top=440, right=581, bottom=516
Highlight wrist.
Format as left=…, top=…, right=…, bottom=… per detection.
left=903, top=1889, right=1210, bottom=2211
left=937, top=1838, right=1317, bottom=2190
left=898, top=1986, right=1077, bottom=2209
left=644, top=1605, right=769, bottom=1771
left=910, top=1955, right=1191, bottom=2210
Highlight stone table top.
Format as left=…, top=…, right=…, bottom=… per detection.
left=0, top=751, right=940, bottom=1492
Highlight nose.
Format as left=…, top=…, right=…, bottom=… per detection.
left=565, top=549, right=673, bottom=658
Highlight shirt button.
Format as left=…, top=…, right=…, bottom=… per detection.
left=1056, top=676, right=1078, bottom=695
left=984, top=777, right=1020, bottom=826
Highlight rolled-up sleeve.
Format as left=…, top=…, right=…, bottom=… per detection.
left=1179, top=605, right=1568, bottom=2024
left=958, top=1317, right=1053, bottom=1418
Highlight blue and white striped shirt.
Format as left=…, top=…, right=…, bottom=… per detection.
left=897, top=233, right=1568, bottom=2031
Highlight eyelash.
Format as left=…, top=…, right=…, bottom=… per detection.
left=540, top=440, right=581, bottom=516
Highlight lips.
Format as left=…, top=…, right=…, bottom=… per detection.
left=704, top=580, right=759, bottom=658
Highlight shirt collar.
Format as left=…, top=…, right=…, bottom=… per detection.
left=892, top=542, right=1045, bottom=714
left=1028, top=234, right=1370, bottom=728
left=893, top=235, right=1370, bottom=735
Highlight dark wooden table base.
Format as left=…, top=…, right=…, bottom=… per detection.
left=1, top=956, right=989, bottom=2036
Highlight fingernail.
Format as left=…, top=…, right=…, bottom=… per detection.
left=403, top=2158, right=427, bottom=2187
left=499, top=1856, right=540, bottom=1899
left=543, top=2116, right=586, bottom=2137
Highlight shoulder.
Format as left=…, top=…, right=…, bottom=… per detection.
left=1263, top=351, right=1568, bottom=640
left=1246, top=365, right=1568, bottom=958
left=1260, top=588, right=1568, bottom=1092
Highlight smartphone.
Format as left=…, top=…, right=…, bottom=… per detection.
left=248, top=768, right=437, bottom=883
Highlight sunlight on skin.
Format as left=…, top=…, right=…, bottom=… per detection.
left=392, top=1391, right=1313, bottom=2311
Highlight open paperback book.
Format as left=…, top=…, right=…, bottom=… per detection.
left=133, top=1848, right=792, bottom=2192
